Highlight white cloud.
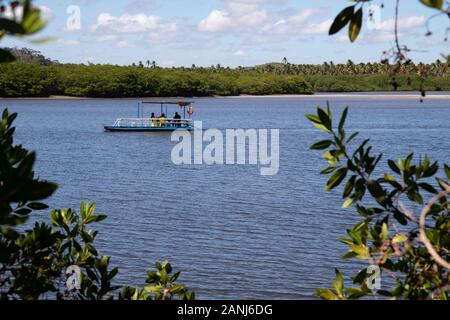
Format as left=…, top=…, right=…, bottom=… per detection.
left=374, top=16, right=425, bottom=32
left=198, top=0, right=269, bottom=32
left=301, top=19, right=332, bottom=35
left=91, top=13, right=178, bottom=34
left=233, top=49, right=248, bottom=57
left=198, top=10, right=234, bottom=32
left=286, top=8, right=317, bottom=25
left=368, top=31, right=397, bottom=42
left=249, top=8, right=329, bottom=43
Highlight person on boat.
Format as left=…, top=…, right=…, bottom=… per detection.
left=173, top=112, right=181, bottom=127
left=150, top=113, right=156, bottom=127
left=159, top=113, right=167, bottom=127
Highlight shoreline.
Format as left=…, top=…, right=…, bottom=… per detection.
left=1, top=92, right=450, bottom=100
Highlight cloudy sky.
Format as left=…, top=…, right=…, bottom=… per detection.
left=2, top=0, right=449, bottom=66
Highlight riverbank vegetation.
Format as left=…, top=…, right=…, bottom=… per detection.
left=0, top=48, right=449, bottom=98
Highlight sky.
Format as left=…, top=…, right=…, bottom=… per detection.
left=1, top=0, right=449, bottom=67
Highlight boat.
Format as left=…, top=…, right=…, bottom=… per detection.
left=104, top=100, right=195, bottom=132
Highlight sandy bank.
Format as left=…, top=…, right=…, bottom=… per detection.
left=1, top=93, right=450, bottom=100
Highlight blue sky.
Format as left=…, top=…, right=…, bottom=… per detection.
left=2, top=0, right=449, bottom=66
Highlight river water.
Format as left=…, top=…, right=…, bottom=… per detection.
left=5, top=94, right=450, bottom=299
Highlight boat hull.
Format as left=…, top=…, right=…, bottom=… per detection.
left=104, top=126, right=192, bottom=132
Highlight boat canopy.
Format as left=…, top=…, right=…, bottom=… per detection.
left=140, top=101, right=194, bottom=105
left=136, top=100, right=195, bottom=119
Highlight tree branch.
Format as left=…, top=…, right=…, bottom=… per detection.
left=419, top=183, right=450, bottom=271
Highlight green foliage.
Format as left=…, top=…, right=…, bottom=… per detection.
left=119, top=261, right=195, bottom=300
left=1, top=59, right=449, bottom=97
left=307, top=104, right=450, bottom=300
left=0, top=109, right=194, bottom=300
left=0, top=62, right=314, bottom=97
left=0, top=108, right=57, bottom=231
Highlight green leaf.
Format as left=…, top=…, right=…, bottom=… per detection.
left=381, top=222, right=388, bottom=241
left=311, top=140, right=334, bottom=150
left=170, top=271, right=180, bottom=283
left=346, top=287, right=368, bottom=300
left=321, top=166, right=336, bottom=174
left=326, top=168, right=348, bottom=191
left=352, top=268, right=368, bottom=284
left=322, top=151, right=338, bottom=165
left=314, top=288, right=338, bottom=300
left=392, top=234, right=408, bottom=244
left=346, top=132, right=359, bottom=143
left=388, top=160, right=401, bottom=174
left=350, top=244, right=370, bottom=259
left=367, top=180, right=387, bottom=206
left=393, top=210, right=408, bottom=226
left=338, top=107, right=348, bottom=134
left=329, top=6, right=355, bottom=35
left=349, top=8, right=363, bottom=42
left=444, top=164, right=450, bottom=180
left=383, top=173, right=402, bottom=190
left=95, top=214, right=107, bottom=222
left=420, top=0, right=443, bottom=10
left=335, top=268, right=344, bottom=292
left=21, top=9, right=47, bottom=35
left=15, top=208, right=32, bottom=215
left=343, top=175, right=357, bottom=197
left=317, top=107, right=332, bottom=131
left=305, top=114, right=320, bottom=123
left=144, top=285, right=162, bottom=294
left=423, top=161, right=439, bottom=177
left=27, top=202, right=49, bottom=210
left=342, top=197, right=356, bottom=209
left=418, top=182, right=438, bottom=194
left=311, top=122, right=331, bottom=132
left=25, top=181, right=58, bottom=201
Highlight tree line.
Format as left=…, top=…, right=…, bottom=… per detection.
left=0, top=48, right=449, bottom=98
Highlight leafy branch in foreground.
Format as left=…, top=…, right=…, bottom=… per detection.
left=0, top=108, right=194, bottom=300
left=0, top=0, right=48, bottom=62
left=307, top=104, right=450, bottom=300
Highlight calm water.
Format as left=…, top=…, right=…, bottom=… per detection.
left=5, top=95, right=450, bottom=299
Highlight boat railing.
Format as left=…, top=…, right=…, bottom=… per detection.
left=114, top=118, right=193, bottom=128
